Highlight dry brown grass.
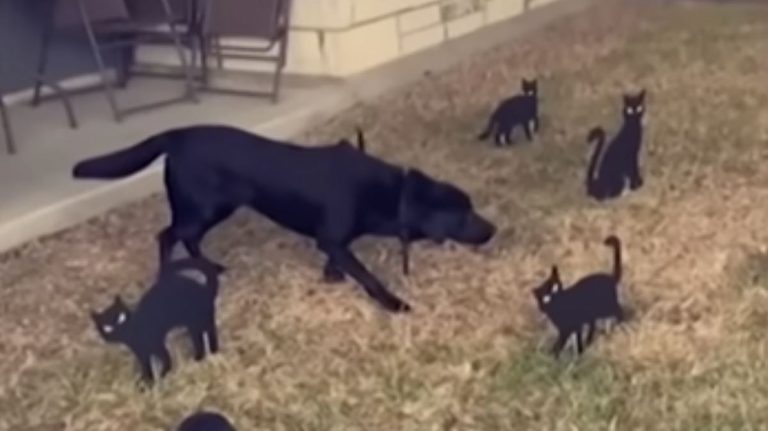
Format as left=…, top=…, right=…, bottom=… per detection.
left=2, top=1, right=768, bottom=430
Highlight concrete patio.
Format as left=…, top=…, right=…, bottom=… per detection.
left=0, top=0, right=591, bottom=253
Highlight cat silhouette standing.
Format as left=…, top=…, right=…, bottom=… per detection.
left=477, top=78, right=539, bottom=146
left=532, top=235, right=626, bottom=357
left=90, top=258, right=222, bottom=385
left=586, top=90, right=647, bottom=201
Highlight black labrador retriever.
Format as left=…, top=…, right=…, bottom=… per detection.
left=72, top=125, right=496, bottom=312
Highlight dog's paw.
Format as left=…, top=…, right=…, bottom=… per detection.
left=382, top=297, right=412, bottom=313
left=322, top=266, right=346, bottom=283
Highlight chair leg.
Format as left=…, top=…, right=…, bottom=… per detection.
left=160, top=0, right=198, bottom=103
left=0, top=97, right=16, bottom=155
left=31, top=14, right=55, bottom=107
left=271, top=37, right=289, bottom=104
left=44, top=78, right=79, bottom=129
left=117, top=37, right=136, bottom=89
left=76, top=0, right=122, bottom=122
left=271, top=64, right=284, bottom=104
left=214, top=36, right=224, bottom=70
left=199, top=35, right=210, bottom=86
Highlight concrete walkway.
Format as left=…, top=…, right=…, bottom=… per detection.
left=0, top=0, right=594, bottom=253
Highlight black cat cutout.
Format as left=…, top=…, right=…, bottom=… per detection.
left=177, top=411, right=236, bottom=431
left=532, top=235, right=626, bottom=357
left=90, top=258, right=222, bottom=385
left=586, top=90, right=647, bottom=201
left=477, top=78, right=540, bottom=146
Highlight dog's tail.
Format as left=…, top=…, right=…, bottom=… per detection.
left=586, top=127, right=606, bottom=198
left=477, top=114, right=496, bottom=141
left=162, top=258, right=223, bottom=294
left=72, top=130, right=176, bottom=179
left=355, top=127, right=366, bottom=152
left=603, top=235, right=622, bottom=282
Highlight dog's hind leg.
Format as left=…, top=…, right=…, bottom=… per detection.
left=156, top=226, right=178, bottom=266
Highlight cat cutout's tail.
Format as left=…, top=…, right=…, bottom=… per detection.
left=72, top=130, right=177, bottom=179
left=586, top=127, right=606, bottom=197
left=603, top=235, right=622, bottom=282
left=163, top=258, right=222, bottom=294
left=355, top=127, right=366, bottom=152
left=477, top=116, right=496, bottom=141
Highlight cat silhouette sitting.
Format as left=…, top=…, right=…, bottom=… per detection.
left=477, top=78, right=539, bottom=146
left=586, top=90, right=647, bottom=201
left=532, top=235, right=626, bottom=357
left=90, top=258, right=222, bottom=385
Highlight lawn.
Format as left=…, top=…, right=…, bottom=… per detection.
left=2, top=0, right=768, bottom=430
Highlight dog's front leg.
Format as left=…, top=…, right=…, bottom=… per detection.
left=322, top=258, right=346, bottom=283
left=318, top=242, right=411, bottom=313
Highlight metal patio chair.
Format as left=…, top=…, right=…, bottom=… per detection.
left=120, top=0, right=208, bottom=83
left=200, top=0, right=293, bottom=103
left=0, top=69, right=77, bottom=155
left=31, top=0, right=197, bottom=122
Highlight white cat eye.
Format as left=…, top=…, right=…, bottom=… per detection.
left=103, top=325, right=114, bottom=333
left=542, top=294, right=551, bottom=304
left=626, top=108, right=634, bottom=114
left=636, top=105, right=644, bottom=113
left=117, top=312, right=127, bottom=324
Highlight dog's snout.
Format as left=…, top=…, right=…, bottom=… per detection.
left=462, top=213, right=496, bottom=245
left=477, top=217, right=496, bottom=244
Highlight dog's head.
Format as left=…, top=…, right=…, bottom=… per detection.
left=399, top=169, right=495, bottom=246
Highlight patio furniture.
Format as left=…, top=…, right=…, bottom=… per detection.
left=119, top=0, right=209, bottom=84
left=31, top=0, right=197, bottom=122
left=0, top=97, right=12, bottom=154
left=200, top=0, right=293, bottom=103
left=0, top=69, right=78, bottom=155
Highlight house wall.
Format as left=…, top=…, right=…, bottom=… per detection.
left=138, top=0, right=565, bottom=77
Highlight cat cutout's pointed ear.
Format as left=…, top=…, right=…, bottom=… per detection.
left=550, top=265, right=561, bottom=280
left=551, top=265, right=563, bottom=292
left=638, top=89, right=646, bottom=102
left=355, top=127, right=366, bottom=152
left=113, top=295, right=128, bottom=309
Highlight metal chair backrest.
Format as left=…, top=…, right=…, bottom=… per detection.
left=124, top=0, right=191, bottom=25
left=54, top=0, right=130, bottom=28
left=205, top=0, right=292, bottom=40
